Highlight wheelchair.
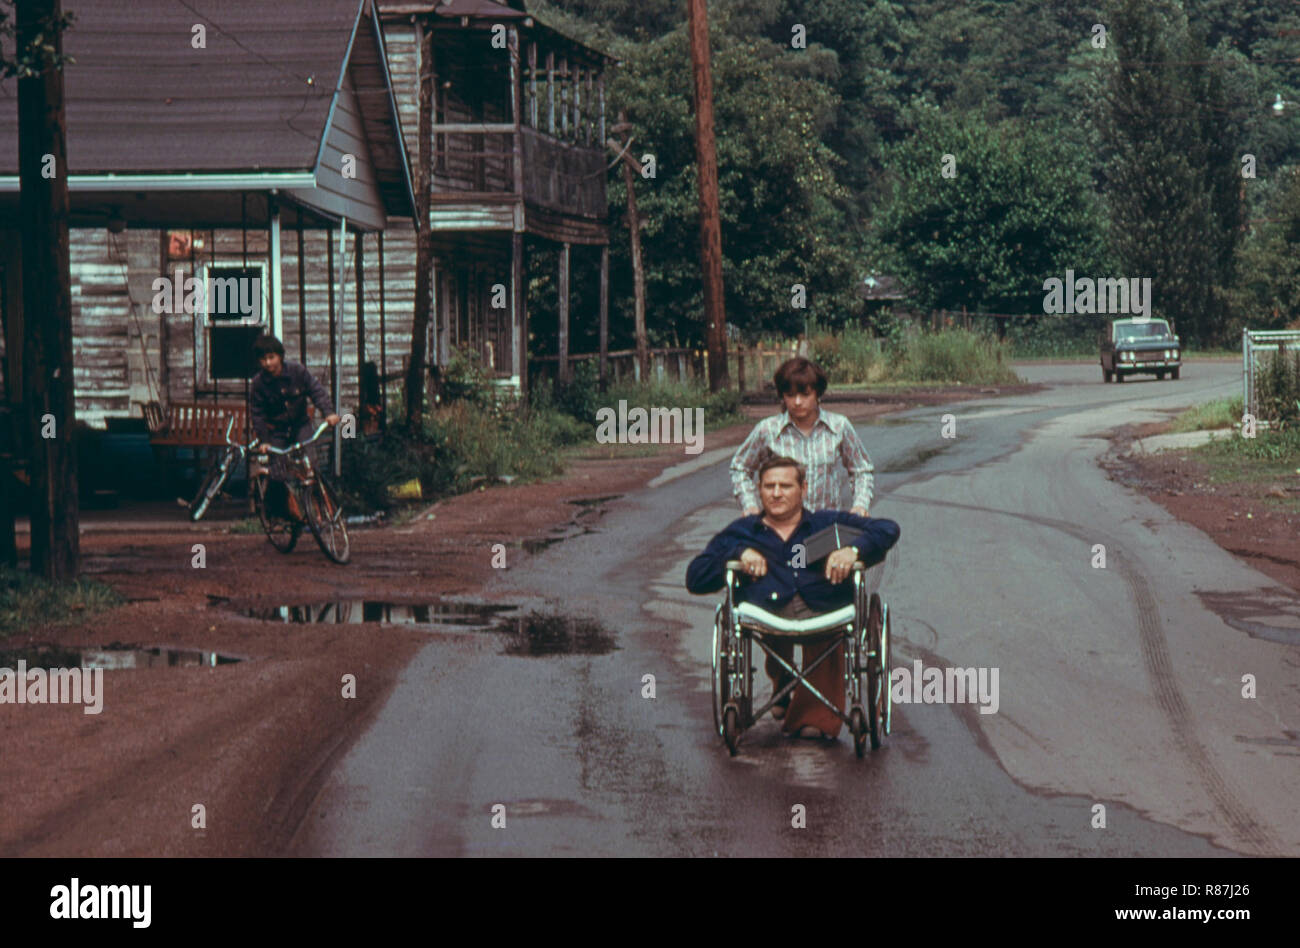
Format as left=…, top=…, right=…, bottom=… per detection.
left=711, top=557, right=892, bottom=758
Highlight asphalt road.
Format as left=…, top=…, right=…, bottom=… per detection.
left=289, top=360, right=1300, bottom=856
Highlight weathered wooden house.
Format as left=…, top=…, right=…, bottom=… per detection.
left=0, top=0, right=417, bottom=432
left=378, top=0, right=613, bottom=390
left=1, top=0, right=613, bottom=453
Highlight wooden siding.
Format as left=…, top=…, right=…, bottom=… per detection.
left=287, top=70, right=388, bottom=233
left=57, top=218, right=418, bottom=429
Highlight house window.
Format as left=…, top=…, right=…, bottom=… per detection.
left=196, top=262, right=268, bottom=382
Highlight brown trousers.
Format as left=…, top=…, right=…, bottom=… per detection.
left=765, top=594, right=845, bottom=737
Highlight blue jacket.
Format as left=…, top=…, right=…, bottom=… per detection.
left=685, top=509, right=900, bottom=612
left=249, top=361, right=334, bottom=444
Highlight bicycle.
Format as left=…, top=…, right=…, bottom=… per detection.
left=257, top=422, right=351, bottom=565
left=187, top=416, right=251, bottom=522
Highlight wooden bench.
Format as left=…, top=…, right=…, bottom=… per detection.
left=138, top=401, right=248, bottom=448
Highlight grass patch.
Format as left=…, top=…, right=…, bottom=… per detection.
left=810, top=324, right=891, bottom=384
left=809, top=326, right=1022, bottom=386
left=598, top=379, right=747, bottom=431
left=337, top=353, right=746, bottom=515
left=1197, top=426, right=1300, bottom=466
left=0, top=568, right=123, bottom=637
left=893, top=329, right=1022, bottom=385
left=1185, top=427, right=1300, bottom=509
left=1170, top=396, right=1243, bottom=433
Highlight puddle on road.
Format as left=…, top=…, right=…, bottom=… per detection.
left=498, top=611, right=618, bottom=657
left=1195, top=589, right=1300, bottom=647
left=0, top=644, right=241, bottom=670
left=879, top=444, right=951, bottom=473
left=240, top=600, right=518, bottom=627
left=522, top=537, right=566, bottom=554
left=568, top=494, right=623, bottom=508
left=228, top=599, right=616, bottom=657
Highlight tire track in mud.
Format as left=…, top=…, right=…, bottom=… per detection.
left=885, top=491, right=1280, bottom=855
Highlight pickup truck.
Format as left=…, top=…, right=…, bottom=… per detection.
left=1100, top=318, right=1181, bottom=383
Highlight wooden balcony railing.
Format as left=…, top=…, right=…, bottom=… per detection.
left=430, top=124, right=606, bottom=220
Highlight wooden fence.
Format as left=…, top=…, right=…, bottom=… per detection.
left=530, top=342, right=808, bottom=393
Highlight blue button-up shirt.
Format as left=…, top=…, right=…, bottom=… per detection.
left=685, top=509, right=900, bottom=612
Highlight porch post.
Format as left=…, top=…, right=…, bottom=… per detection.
left=436, top=262, right=448, bottom=368
left=598, top=75, right=606, bottom=148
left=560, top=57, right=569, bottom=139
left=574, top=65, right=582, bottom=145
left=513, top=232, right=525, bottom=393
left=599, top=244, right=609, bottom=390
left=297, top=209, right=307, bottom=364
left=355, top=230, right=365, bottom=378
left=378, top=230, right=387, bottom=427
left=528, top=42, right=538, bottom=128
left=269, top=195, right=283, bottom=338
left=334, top=216, right=346, bottom=477
left=558, top=241, right=571, bottom=384
left=547, top=52, right=555, bottom=135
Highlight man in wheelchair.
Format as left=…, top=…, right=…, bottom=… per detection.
left=686, top=456, right=900, bottom=740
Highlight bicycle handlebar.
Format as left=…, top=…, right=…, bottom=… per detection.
left=222, top=415, right=253, bottom=452
left=259, top=421, right=332, bottom=456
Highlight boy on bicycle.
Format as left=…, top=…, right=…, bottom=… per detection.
left=249, top=334, right=340, bottom=521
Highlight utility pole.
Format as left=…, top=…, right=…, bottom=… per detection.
left=687, top=0, right=728, bottom=392
left=17, top=0, right=79, bottom=580
left=607, top=114, right=649, bottom=382
left=406, top=19, right=434, bottom=429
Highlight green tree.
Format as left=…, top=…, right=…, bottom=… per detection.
left=1100, top=0, right=1245, bottom=346
left=873, top=107, right=1109, bottom=320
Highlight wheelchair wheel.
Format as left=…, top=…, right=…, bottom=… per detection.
left=881, top=603, right=892, bottom=736
left=867, top=593, right=885, bottom=750
left=723, top=704, right=740, bottom=757
left=850, top=705, right=867, bottom=759
left=711, top=606, right=729, bottom=737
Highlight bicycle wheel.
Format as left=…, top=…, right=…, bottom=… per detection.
left=304, top=474, right=350, bottom=564
left=253, top=474, right=300, bottom=553
left=188, top=449, right=233, bottom=521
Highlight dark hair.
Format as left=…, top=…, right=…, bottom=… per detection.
left=253, top=334, right=285, bottom=359
left=773, top=357, right=827, bottom=398
left=757, top=455, right=806, bottom=486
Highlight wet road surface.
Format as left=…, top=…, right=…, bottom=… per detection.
left=289, top=361, right=1299, bottom=856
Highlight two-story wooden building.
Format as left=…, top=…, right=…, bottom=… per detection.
left=379, top=0, right=612, bottom=391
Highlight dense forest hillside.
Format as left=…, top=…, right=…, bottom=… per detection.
left=526, top=0, right=1300, bottom=351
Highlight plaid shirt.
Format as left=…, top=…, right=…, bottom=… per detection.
left=730, top=408, right=874, bottom=513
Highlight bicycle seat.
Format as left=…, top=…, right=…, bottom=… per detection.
left=734, top=601, right=856, bottom=638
